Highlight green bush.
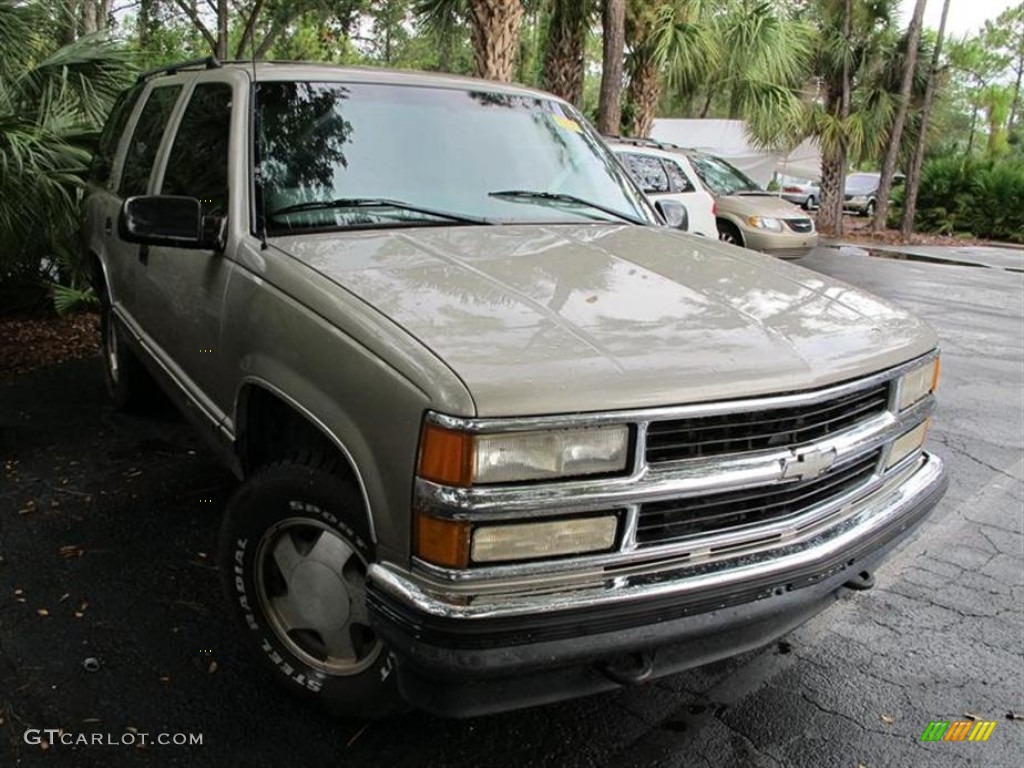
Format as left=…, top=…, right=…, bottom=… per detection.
left=0, top=1, right=134, bottom=314
left=896, top=156, right=1024, bottom=243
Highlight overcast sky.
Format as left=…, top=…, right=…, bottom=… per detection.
left=899, top=0, right=1019, bottom=39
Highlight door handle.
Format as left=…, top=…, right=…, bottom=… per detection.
left=103, top=217, right=113, bottom=236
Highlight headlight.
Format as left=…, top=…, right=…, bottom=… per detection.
left=471, top=516, right=618, bottom=563
left=886, top=420, right=930, bottom=469
left=746, top=216, right=783, bottom=232
left=897, top=356, right=940, bottom=411
left=418, top=423, right=630, bottom=486
left=414, top=513, right=620, bottom=568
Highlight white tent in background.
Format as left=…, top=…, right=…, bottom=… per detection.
left=649, top=118, right=822, bottom=186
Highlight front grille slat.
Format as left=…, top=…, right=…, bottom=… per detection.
left=636, top=450, right=880, bottom=546
left=646, top=382, right=890, bottom=463
left=648, top=390, right=885, bottom=437
left=784, top=218, right=814, bottom=233
left=647, top=395, right=888, bottom=454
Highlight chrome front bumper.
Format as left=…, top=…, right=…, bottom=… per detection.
left=369, top=451, right=945, bottom=624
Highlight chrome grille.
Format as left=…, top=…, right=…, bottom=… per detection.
left=636, top=449, right=882, bottom=547
left=646, top=382, right=890, bottom=463
left=784, top=218, right=814, bottom=233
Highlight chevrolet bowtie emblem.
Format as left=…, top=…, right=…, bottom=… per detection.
left=780, top=446, right=838, bottom=481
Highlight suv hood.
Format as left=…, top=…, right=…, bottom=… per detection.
left=716, top=193, right=808, bottom=218
left=275, top=225, right=935, bottom=417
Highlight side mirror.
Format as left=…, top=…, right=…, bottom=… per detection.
left=655, top=199, right=689, bottom=231
left=119, top=196, right=221, bottom=249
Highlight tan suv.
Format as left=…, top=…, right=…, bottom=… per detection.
left=82, top=59, right=946, bottom=718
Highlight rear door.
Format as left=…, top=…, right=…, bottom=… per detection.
left=85, top=83, right=181, bottom=325
left=135, top=78, right=238, bottom=422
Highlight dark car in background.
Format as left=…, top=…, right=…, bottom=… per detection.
left=844, top=172, right=904, bottom=217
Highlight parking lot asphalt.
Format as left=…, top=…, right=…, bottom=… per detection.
left=1, top=245, right=1022, bottom=768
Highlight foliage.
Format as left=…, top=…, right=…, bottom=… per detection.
left=890, top=155, right=1024, bottom=243
left=0, top=0, right=134, bottom=311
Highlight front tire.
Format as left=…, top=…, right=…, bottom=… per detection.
left=219, top=453, right=399, bottom=719
left=717, top=220, right=743, bottom=246
left=804, top=195, right=816, bottom=211
left=864, top=199, right=876, bottom=218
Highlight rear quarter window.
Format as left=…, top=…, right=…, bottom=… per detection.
left=88, top=85, right=143, bottom=188
left=620, top=153, right=670, bottom=194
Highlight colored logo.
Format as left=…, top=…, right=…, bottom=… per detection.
left=920, top=720, right=997, bottom=742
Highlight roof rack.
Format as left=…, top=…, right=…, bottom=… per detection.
left=604, top=134, right=690, bottom=152
left=136, top=56, right=222, bottom=84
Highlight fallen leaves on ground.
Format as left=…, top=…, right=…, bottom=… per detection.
left=829, top=216, right=1017, bottom=248
left=0, top=311, right=100, bottom=380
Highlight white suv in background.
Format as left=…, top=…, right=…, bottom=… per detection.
left=609, top=140, right=717, bottom=238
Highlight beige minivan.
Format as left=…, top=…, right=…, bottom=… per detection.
left=685, top=151, right=818, bottom=258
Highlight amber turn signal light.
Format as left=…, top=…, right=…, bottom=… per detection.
left=414, top=512, right=471, bottom=569
left=418, top=424, right=474, bottom=486
left=931, top=356, right=941, bottom=393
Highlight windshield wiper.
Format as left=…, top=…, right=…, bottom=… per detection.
left=487, top=190, right=646, bottom=225
left=267, top=198, right=492, bottom=226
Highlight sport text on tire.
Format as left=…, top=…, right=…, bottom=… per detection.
left=220, top=454, right=399, bottom=718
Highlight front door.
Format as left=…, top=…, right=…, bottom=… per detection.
left=135, top=80, right=237, bottom=423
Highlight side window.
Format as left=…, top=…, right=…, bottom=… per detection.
left=119, top=85, right=182, bottom=198
left=89, top=86, right=143, bottom=188
left=621, top=153, right=670, bottom=194
left=160, top=83, right=233, bottom=218
left=665, top=160, right=696, bottom=193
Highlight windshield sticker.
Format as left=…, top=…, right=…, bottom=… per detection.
left=551, top=114, right=582, bottom=133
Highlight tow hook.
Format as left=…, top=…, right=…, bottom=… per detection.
left=844, top=569, right=875, bottom=591
left=595, top=651, right=655, bottom=686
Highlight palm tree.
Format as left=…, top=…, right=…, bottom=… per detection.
left=901, top=0, right=951, bottom=236
left=598, top=0, right=626, bottom=134
left=0, top=0, right=133, bottom=291
left=417, top=0, right=525, bottom=82
left=745, top=0, right=903, bottom=237
left=542, top=0, right=591, bottom=107
left=872, top=0, right=927, bottom=232
left=624, top=0, right=717, bottom=137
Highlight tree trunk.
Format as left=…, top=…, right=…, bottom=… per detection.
left=817, top=147, right=846, bottom=236
left=966, top=99, right=979, bottom=154
left=872, top=0, right=927, bottom=233
left=597, top=0, right=625, bottom=135
left=469, top=0, right=525, bottom=82
left=82, top=0, right=97, bottom=35
left=99, top=0, right=113, bottom=30
left=818, top=0, right=852, bottom=238
left=628, top=54, right=660, bottom=137
left=901, top=0, right=950, bottom=237
left=542, top=0, right=588, bottom=107
left=1010, top=47, right=1023, bottom=130
left=216, top=0, right=229, bottom=60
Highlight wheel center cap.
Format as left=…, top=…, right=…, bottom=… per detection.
left=288, top=561, right=350, bottom=628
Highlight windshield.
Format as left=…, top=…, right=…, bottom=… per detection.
left=845, top=173, right=879, bottom=194
left=687, top=153, right=762, bottom=196
left=255, top=81, right=656, bottom=233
